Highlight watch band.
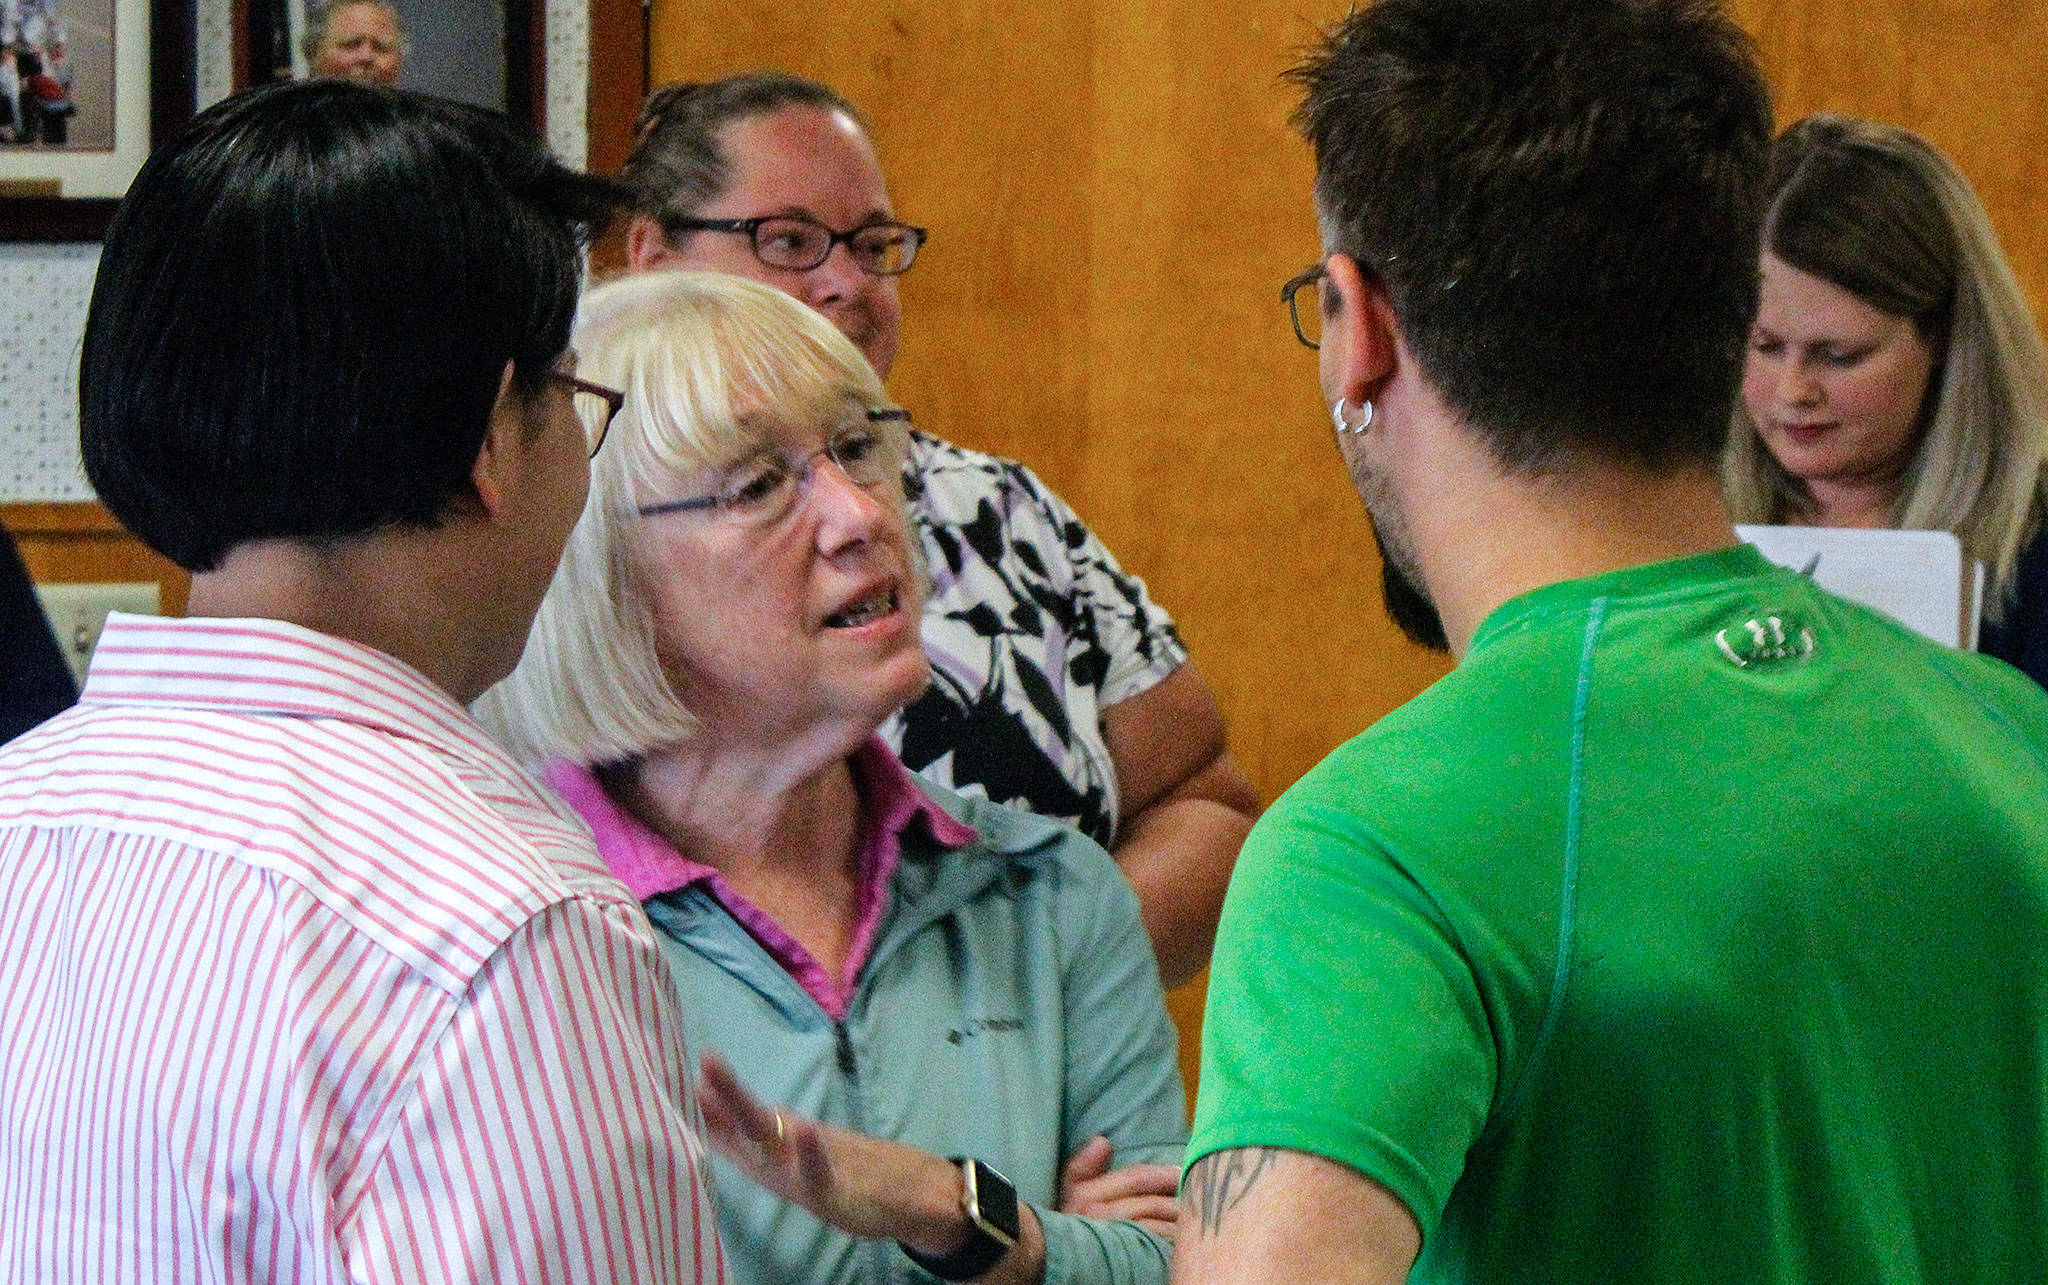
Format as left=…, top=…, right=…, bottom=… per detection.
left=902, top=1157, right=1021, bottom=1281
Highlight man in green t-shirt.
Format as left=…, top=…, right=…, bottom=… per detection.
left=1175, top=3, right=2048, bottom=1284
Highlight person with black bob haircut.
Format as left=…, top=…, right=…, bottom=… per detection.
left=1178, top=0, right=2048, bottom=1282
left=0, top=81, right=730, bottom=1280
left=82, top=79, right=604, bottom=574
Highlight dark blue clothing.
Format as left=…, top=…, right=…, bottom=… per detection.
left=0, top=529, right=76, bottom=743
left=1981, top=525, right=2048, bottom=693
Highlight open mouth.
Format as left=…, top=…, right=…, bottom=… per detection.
left=824, top=587, right=899, bottom=628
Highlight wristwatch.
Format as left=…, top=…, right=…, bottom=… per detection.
left=902, top=1156, right=1022, bottom=1280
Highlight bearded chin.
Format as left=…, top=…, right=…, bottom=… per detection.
left=1372, top=524, right=1450, bottom=654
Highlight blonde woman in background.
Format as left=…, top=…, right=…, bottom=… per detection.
left=1729, top=113, right=2048, bottom=687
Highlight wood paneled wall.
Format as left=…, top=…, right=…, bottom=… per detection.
left=1733, top=0, right=2048, bottom=325
left=643, top=0, right=2048, bottom=1093
left=646, top=0, right=1452, bottom=822
left=4, top=503, right=189, bottom=616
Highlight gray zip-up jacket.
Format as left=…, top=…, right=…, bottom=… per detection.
left=641, top=778, right=1187, bottom=1285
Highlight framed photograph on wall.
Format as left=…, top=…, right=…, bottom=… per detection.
left=239, top=0, right=542, bottom=127
left=0, top=0, right=194, bottom=240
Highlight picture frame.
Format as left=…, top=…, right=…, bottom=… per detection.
left=238, top=0, right=543, bottom=128
left=0, top=0, right=195, bottom=241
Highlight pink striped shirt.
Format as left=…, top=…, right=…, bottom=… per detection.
left=0, top=614, right=727, bottom=1284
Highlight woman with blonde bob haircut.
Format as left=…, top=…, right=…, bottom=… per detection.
left=482, top=269, right=892, bottom=765
left=1728, top=113, right=2048, bottom=687
left=479, top=271, right=1187, bottom=1285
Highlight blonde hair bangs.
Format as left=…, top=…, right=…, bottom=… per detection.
left=476, top=270, right=891, bottom=767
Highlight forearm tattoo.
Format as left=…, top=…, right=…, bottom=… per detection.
left=1185, top=1147, right=1278, bottom=1238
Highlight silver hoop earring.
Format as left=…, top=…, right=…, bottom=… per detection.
left=1330, top=397, right=1374, bottom=436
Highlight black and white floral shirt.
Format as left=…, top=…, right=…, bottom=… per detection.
left=878, top=430, right=1187, bottom=848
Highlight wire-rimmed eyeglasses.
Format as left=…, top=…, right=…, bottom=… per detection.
left=636, top=408, right=913, bottom=528
left=666, top=214, right=928, bottom=276
left=547, top=369, right=626, bottom=458
left=1281, top=262, right=1328, bottom=350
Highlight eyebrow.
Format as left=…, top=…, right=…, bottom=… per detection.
left=725, top=391, right=883, bottom=438
left=752, top=206, right=899, bottom=227
left=689, top=404, right=899, bottom=476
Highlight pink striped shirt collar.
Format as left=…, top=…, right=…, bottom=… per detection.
left=546, top=738, right=977, bottom=1020
left=62, top=614, right=593, bottom=988
left=82, top=612, right=527, bottom=780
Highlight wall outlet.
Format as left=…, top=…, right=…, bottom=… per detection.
left=32, top=582, right=161, bottom=688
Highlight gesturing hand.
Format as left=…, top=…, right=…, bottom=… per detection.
left=1058, top=1134, right=1181, bottom=1238
left=696, top=1052, right=967, bottom=1245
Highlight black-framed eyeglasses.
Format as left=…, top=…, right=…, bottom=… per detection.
left=666, top=214, right=928, bottom=276
left=637, top=408, right=913, bottom=528
left=1282, top=262, right=1328, bottom=350
left=549, top=369, right=626, bottom=458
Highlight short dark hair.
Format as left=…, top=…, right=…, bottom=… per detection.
left=1291, top=0, right=1772, bottom=473
left=623, top=72, right=868, bottom=236
left=81, top=81, right=628, bottom=572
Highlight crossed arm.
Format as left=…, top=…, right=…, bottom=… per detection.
left=686, top=829, right=1187, bottom=1285
left=1171, top=1147, right=1420, bottom=1285
left=697, top=1055, right=1179, bottom=1285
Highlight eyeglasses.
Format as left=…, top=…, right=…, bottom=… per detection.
left=1282, top=263, right=1328, bottom=350
left=637, top=408, right=912, bottom=528
left=666, top=214, right=928, bottom=276
left=547, top=369, right=626, bottom=458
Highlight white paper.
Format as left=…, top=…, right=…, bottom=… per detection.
left=1736, top=525, right=1981, bottom=649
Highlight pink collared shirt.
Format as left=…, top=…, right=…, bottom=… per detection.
left=0, top=614, right=726, bottom=1284
left=546, top=738, right=978, bottom=1020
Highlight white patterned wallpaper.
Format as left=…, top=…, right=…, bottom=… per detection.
left=0, top=2, right=593, bottom=502
left=196, top=0, right=235, bottom=111
left=546, top=0, right=589, bottom=169
left=0, top=244, right=99, bottom=500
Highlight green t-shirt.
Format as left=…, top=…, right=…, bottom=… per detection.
left=1190, top=546, right=2048, bottom=1283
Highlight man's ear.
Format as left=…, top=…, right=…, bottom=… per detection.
left=470, top=360, right=526, bottom=522
left=1325, top=252, right=1402, bottom=409
left=625, top=215, right=682, bottom=273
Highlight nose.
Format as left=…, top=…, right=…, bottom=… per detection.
left=1775, top=359, right=1823, bottom=410
left=801, top=240, right=871, bottom=308
left=805, top=455, right=894, bottom=554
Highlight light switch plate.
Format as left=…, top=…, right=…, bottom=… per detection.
left=32, top=582, right=161, bottom=688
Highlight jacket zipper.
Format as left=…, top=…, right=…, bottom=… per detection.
left=834, top=1020, right=859, bottom=1078
left=834, top=1018, right=898, bottom=1281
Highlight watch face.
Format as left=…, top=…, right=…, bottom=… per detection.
left=967, top=1159, right=1021, bottom=1244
